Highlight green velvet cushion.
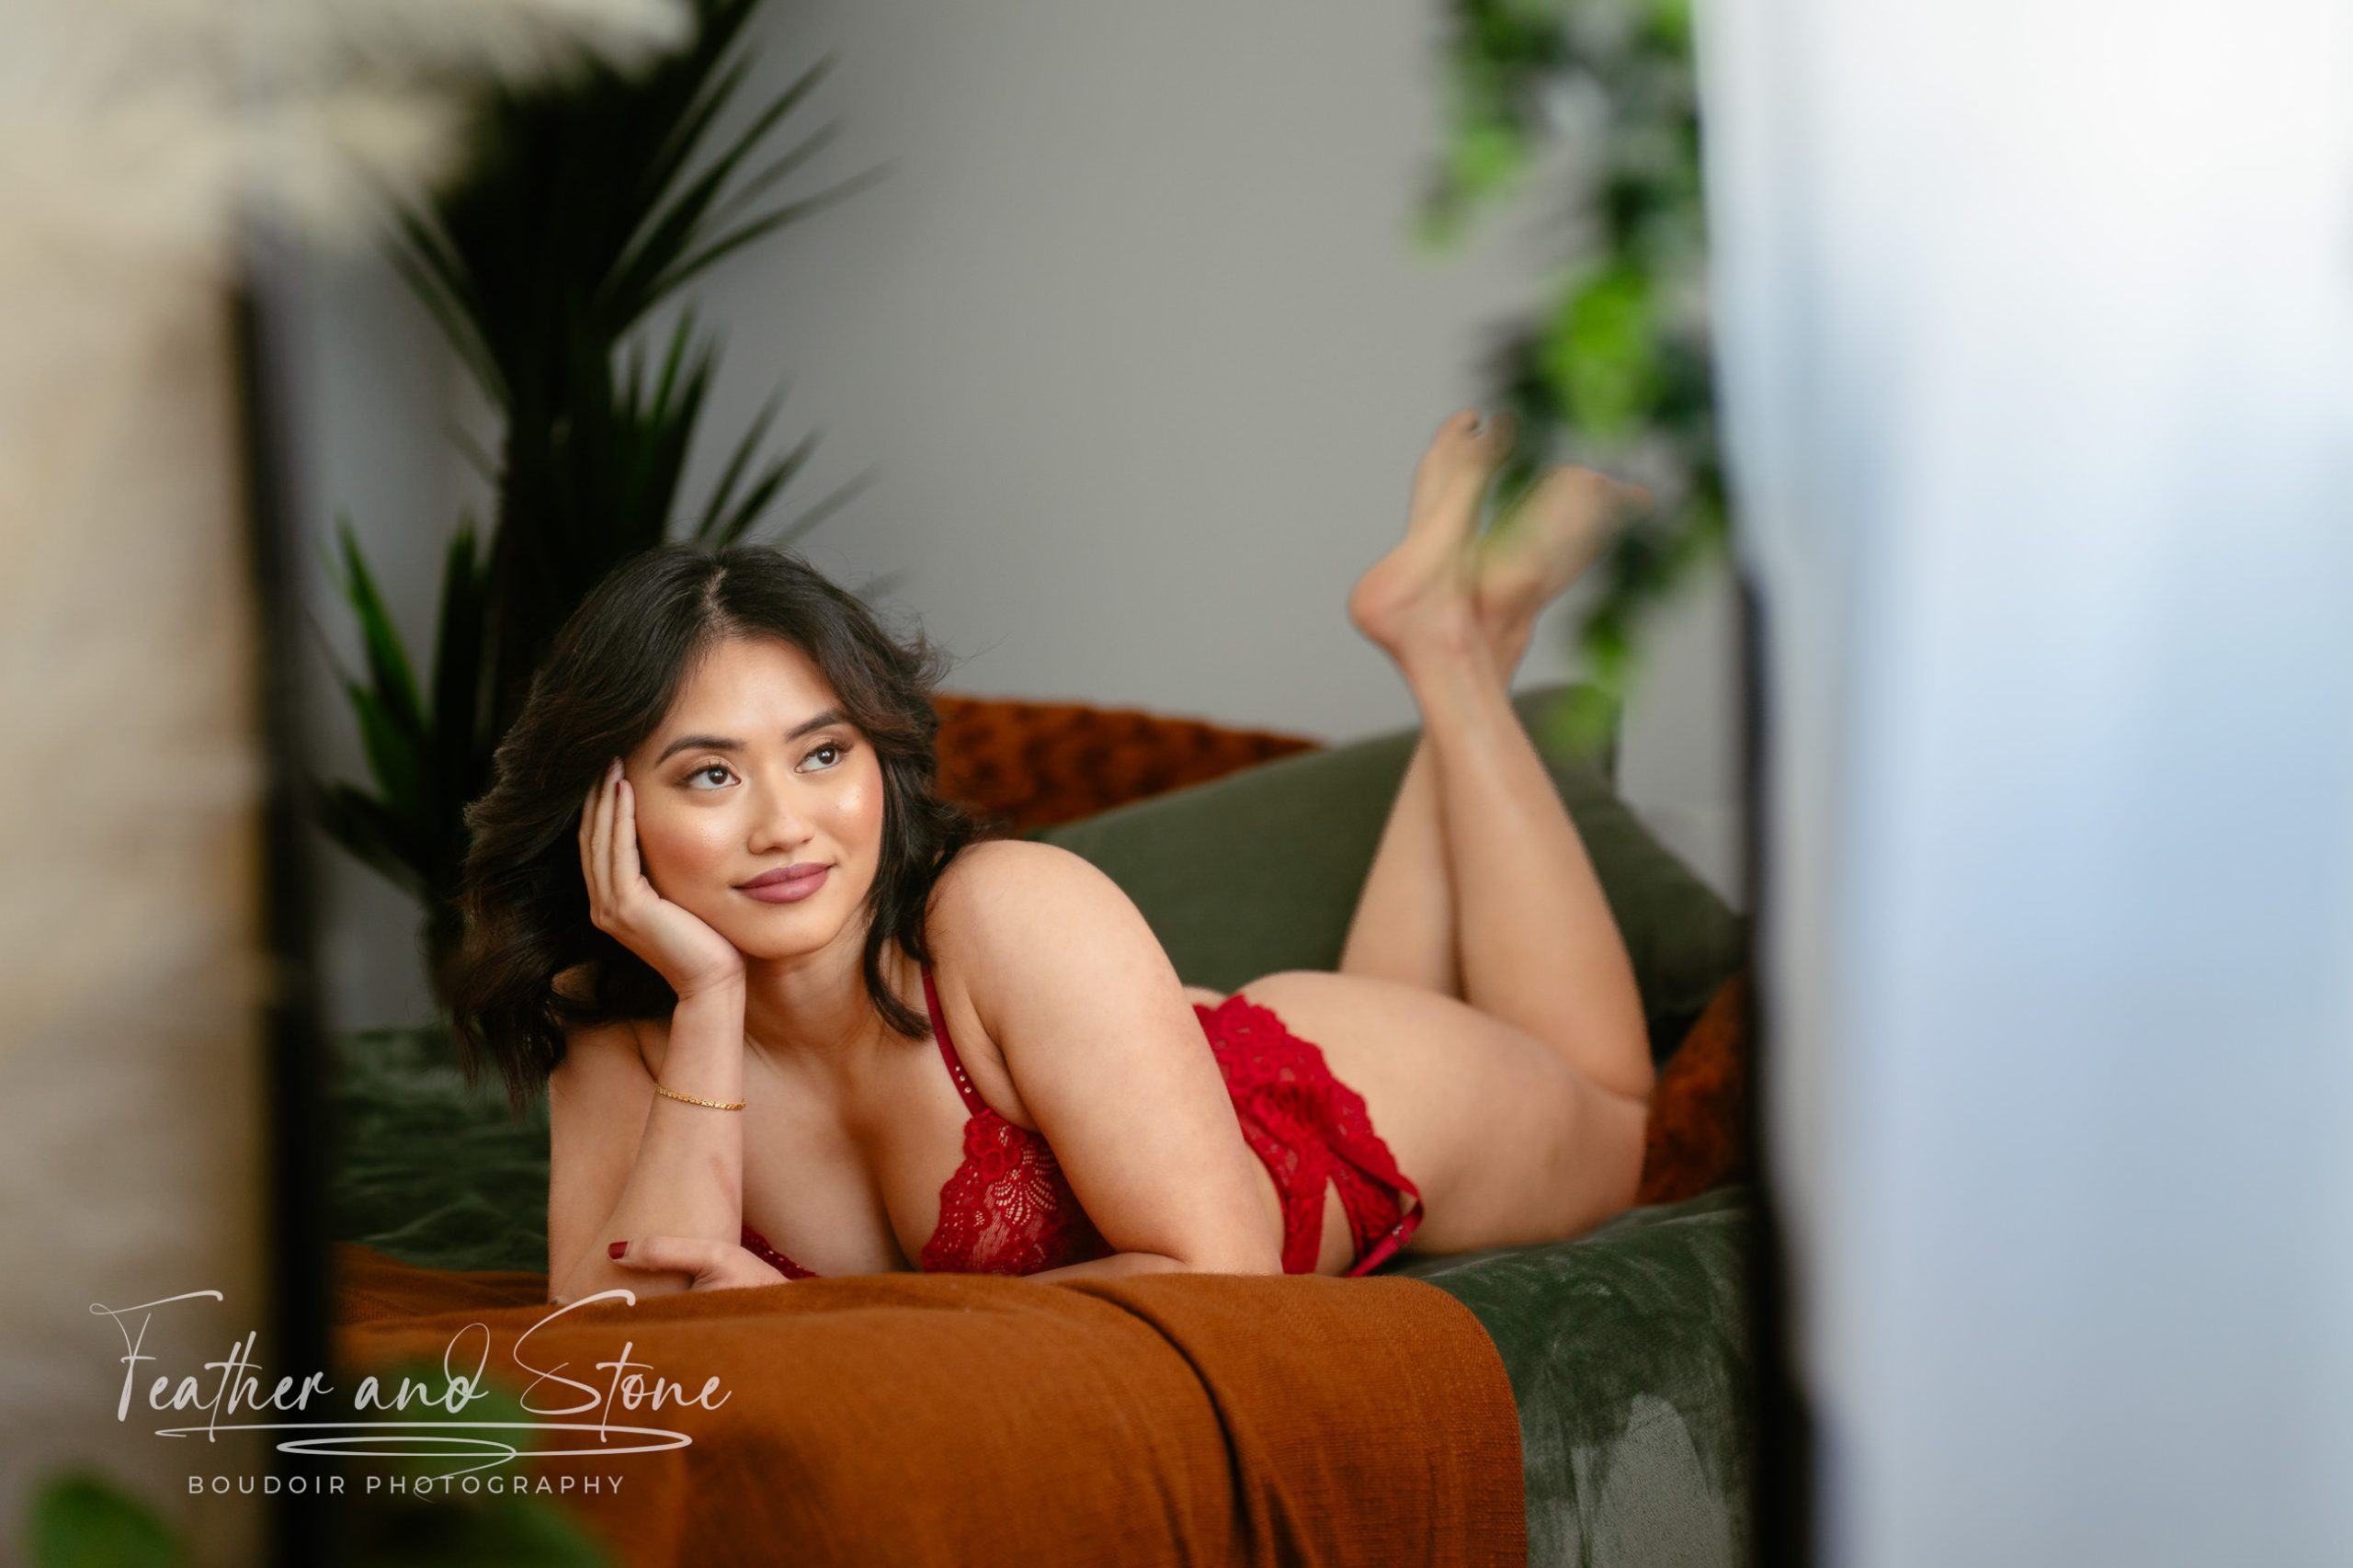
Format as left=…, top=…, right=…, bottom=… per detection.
left=1394, top=1186, right=1754, bottom=1567
left=332, top=1026, right=551, bottom=1275
left=1031, top=682, right=1749, bottom=1063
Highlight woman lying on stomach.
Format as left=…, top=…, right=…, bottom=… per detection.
left=444, top=409, right=1660, bottom=1307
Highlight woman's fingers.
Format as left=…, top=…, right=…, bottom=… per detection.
left=602, top=1233, right=720, bottom=1271
left=607, top=1237, right=791, bottom=1291
left=616, top=775, right=644, bottom=896
left=587, top=760, right=620, bottom=924
left=577, top=771, right=601, bottom=892
left=608, top=1235, right=727, bottom=1275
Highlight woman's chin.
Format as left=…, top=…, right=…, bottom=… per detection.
left=712, top=912, right=847, bottom=964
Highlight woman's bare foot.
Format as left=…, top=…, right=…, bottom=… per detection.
left=1348, top=409, right=1517, bottom=657
left=1472, top=461, right=1655, bottom=664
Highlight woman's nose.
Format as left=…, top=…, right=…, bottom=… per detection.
left=746, top=779, right=812, bottom=852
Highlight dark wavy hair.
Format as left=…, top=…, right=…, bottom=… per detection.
left=446, top=541, right=1001, bottom=1117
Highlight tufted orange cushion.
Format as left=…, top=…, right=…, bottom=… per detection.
left=1636, top=965, right=1753, bottom=1207
left=931, top=692, right=1324, bottom=835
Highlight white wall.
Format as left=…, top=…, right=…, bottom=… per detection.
left=290, top=0, right=1745, bottom=1033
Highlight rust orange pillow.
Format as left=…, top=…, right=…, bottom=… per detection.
left=1637, top=965, right=1752, bottom=1206
left=932, top=692, right=1322, bottom=835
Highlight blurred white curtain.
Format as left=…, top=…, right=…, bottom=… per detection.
left=1694, top=1, right=2353, bottom=1562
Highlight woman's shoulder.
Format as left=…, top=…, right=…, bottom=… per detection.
left=549, top=962, right=651, bottom=1071
left=923, top=836, right=1158, bottom=1020
left=924, top=838, right=1111, bottom=965
left=921, top=839, right=1108, bottom=1003
left=930, top=835, right=1107, bottom=912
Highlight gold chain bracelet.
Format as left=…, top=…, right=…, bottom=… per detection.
left=653, top=1081, right=745, bottom=1111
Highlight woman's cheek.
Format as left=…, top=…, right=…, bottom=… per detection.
left=833, top=781, right=872, bottom=832
left=638, top=802, right=733, bottom=899
left=843, top=781, right=890, bottom=868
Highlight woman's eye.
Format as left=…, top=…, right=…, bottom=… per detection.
left=801, top=742, right=847, bottom=771
left=686, top=764, right=735, bottom=790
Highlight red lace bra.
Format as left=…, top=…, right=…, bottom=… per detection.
left=739, top=961, right=1115, bottom=1279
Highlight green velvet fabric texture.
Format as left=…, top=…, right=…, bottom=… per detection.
left=331, top=1026, right=551, bottom=1276
left=1029, top=683, right=1749, bottom=1064
left=326, top=678, right=1756, bottom=1566
left=1389, top=1187, right=1755, bottom=1568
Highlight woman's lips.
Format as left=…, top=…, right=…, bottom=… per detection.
left=738, top=867, right=828, bottom=903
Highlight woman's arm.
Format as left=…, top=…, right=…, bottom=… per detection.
left=1025, top=1251, right=1203, bottom=1282
left=545, top=979, right=751, bottom=1307
left=548, top=757, right=759, bottom=1306
left=949, top=842, right=1285, bottom=1278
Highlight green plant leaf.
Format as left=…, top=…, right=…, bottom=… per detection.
left=334, top=517, right=427, bottom=744
left=28, top=1471, right=182, bottom=1568
left=702, top=425, right=818, bottom=546
left=1449, top=119, right=1526, bottom=200
left=767, top=465, right=879, bottom=551
left=703, top=117, right=846, bottom=233
left=1544, top=261, right=1663, bottom=438
left=627, top=8, right=775, bottom=225
left=390, top=207, right=506, bottom=405
left=605, top=53, right=838, bottom=331
left=647, top=305, right=700, bottom=420
left=644, top=165, right=892, bottom=304
left=313, top=781, right=430, bottom=900
left=428, top=516, right=489, bottom=800
left=347, top=684, right=426, bottom=826
left=692, top=384, right=790, bottom=540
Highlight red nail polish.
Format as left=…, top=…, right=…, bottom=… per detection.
left=608, top=1241, right=627, bottom=1259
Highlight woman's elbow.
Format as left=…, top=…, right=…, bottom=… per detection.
left=1183, top=1242, right=1286, bottom=1277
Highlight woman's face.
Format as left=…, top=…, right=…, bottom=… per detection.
left=620, top=635, right=886, bottom=963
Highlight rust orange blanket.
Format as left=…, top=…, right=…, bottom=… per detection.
left=333, top=1244, right=1526, bottom=1565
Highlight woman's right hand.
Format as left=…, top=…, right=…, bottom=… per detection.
left=579, top=758, right=745, bottom=999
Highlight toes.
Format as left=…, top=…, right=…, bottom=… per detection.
left=1529, top=463, right=1650, bottom=521
left=1470, top=409, right=1518, bottom=450
left=1476, top=463, right=1651, bottom=608
left=1410, top=409, right=1517, bottom=532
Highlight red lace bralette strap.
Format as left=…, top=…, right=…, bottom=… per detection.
left=919, top=961, right=991, bottom=1119
left=741, top=1223, right=819, bottom=1280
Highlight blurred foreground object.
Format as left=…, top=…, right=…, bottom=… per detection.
left=1695, top=0, right=2353, bottom=1563
left=0, top=1, right=687, bottom=1562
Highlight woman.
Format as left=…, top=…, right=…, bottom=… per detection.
left=447, top=410, right=1658, bottom=1308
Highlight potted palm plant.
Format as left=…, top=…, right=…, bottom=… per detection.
left=315, top=0, right=894, bottom=1016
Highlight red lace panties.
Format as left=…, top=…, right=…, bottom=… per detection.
left=1195, top=994, right=1425, bottom=1276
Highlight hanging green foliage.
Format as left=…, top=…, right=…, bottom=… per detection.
left=1419, top=0, right=1723, bottom=759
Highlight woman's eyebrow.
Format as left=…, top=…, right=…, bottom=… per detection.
left=652, top=707, right=847, bottom=764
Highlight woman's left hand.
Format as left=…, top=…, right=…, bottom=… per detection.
left=597, top=1237, right=791, bottom=1296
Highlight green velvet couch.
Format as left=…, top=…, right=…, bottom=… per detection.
left=330, top=683, right=1756, bottom=1566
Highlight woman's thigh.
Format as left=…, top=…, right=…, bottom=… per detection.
left=1220, top=969, right=1649, bottom=1254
